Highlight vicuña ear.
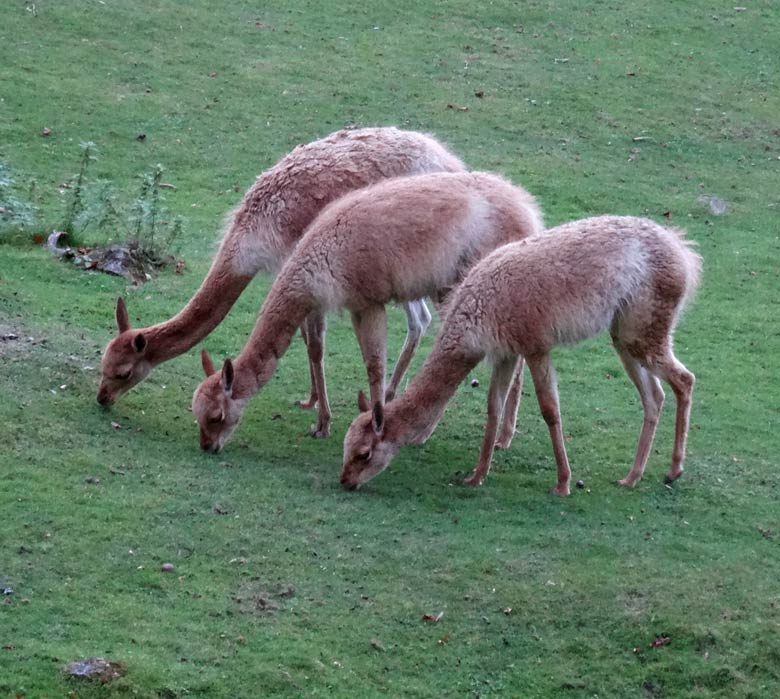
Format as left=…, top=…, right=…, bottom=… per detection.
left=132, top=332, right=147, bottom=353
left=357, top=389, right=370, bottom=413
left=221, top=358, right=235, bottom=394
left=372, top=401, right=385, bottom=436
left=201, top=349, right=216, bottom=377
left=115, top=297, right=131, bottom=333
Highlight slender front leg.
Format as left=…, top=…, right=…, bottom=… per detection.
left=495, top=356, right=525, bottom=450
left=464, top=356, right=518, bottom=486
left=386, top=299, right=432, bottom=402
left=351, top=305, right=388, bottom=415
left=302, top=311, right=331, bottom=438
left=527, top=354, right=571, bottom=496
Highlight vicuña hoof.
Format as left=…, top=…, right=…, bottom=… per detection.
left=495, top=429, right=515, bottom=450
left=309, top=422, right=331, bottom=439
left=617, top=477, right=638, bottom=488
left=551, top=484, right=570, bottom=497
left=462, top=472, right=485, bottom=487
left=664, top=469, right=683, bottom=485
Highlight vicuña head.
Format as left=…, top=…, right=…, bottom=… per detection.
left=340, top=391, right=401, bottom=490
left=191, top=350, right=247, bottom=454
left=97, top=298, right=152, bottom=406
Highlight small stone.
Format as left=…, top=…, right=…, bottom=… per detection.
left=41, top=127, right=51, bottom=137
left=470, top=379, right=480, bottom=388
left=576, top=479, right=585, bottom=489
left=160, top=563, right=176, bottom=573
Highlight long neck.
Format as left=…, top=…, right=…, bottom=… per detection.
left=386, top=340, right=483, bottom=447
left=144, top=251, right=254, bottom=363
left=230, top=275, right=316, bottom=399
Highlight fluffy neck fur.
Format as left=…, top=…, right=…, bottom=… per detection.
left=385, top=342, right=483, bottom=446
left=142, top=253, right=254, bottom=364
left=229, top=274, right=317, bottom=399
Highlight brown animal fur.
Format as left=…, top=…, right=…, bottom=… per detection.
left=341, top=215, right=702, bottom=495
left=97, top=127, right=465, bottom=407
left=192, top=171, right=543, bottom=452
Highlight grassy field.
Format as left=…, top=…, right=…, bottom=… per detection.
left=2, top=1, right=779, bottom=697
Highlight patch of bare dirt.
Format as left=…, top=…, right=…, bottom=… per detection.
left=233, top=580, right=295, bottom=616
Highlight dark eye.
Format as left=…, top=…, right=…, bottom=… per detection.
left=356, top=450, right=371, bottom=461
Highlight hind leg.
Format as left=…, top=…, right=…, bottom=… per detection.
left=613, top=340, right=666, bottom=487
left=386, top=299, right=432, bottom=402
left=646, top=347, right=695, bottom=483
left=495, top=356, right=525, bottom=450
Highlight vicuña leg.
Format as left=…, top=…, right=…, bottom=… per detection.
left=300, top=311, right=331, bottom=438
left=351, top=305, right=388, bottom=414
left=386, top=299, right=432, bottom=402
left=297, top=319, right=318, bottom=410
left=464, top=356, right=518, bottom=486
left=527, top=354, right=571, bottom=496
left=495, top=356, right=525, bottom=450
left=613, top=340, right=665, bottom=487
left=646, top=347, right=695, bottom=484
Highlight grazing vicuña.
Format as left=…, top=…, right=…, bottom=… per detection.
left=97, top=127, right=465, bottom=415
left=341, top=215, right=701, bottom=495
left=192, top=171, right=543, bottom=452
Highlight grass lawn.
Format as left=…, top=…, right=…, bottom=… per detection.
left=2, top=1, right=779, bottom=697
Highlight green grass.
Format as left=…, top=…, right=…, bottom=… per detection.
left=2, top=1, right=780, bottom=697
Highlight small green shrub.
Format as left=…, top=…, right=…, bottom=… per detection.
left=0, top=162, right=39, bottom=242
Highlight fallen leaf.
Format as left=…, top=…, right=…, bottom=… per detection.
left=474, top=90, right=485, bottom=98
left=662, top=211, right=672, bottom=219
left=110, top=421, right=121, bottom=429
left=422, top=611, right=444, bottom=622
left=650, top=635, right=671, bottom=648
left=446, top=104, right=469, bottom=112
left=41, top=127, right=51, bottom=136
left=370, top=638, right=385, bottom=652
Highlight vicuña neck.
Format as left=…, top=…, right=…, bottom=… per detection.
left=388, top=341, right=483, bottom=446
left=144, top=254, right=254, bottom=363
left=230, top=278, right=316, bottom=399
